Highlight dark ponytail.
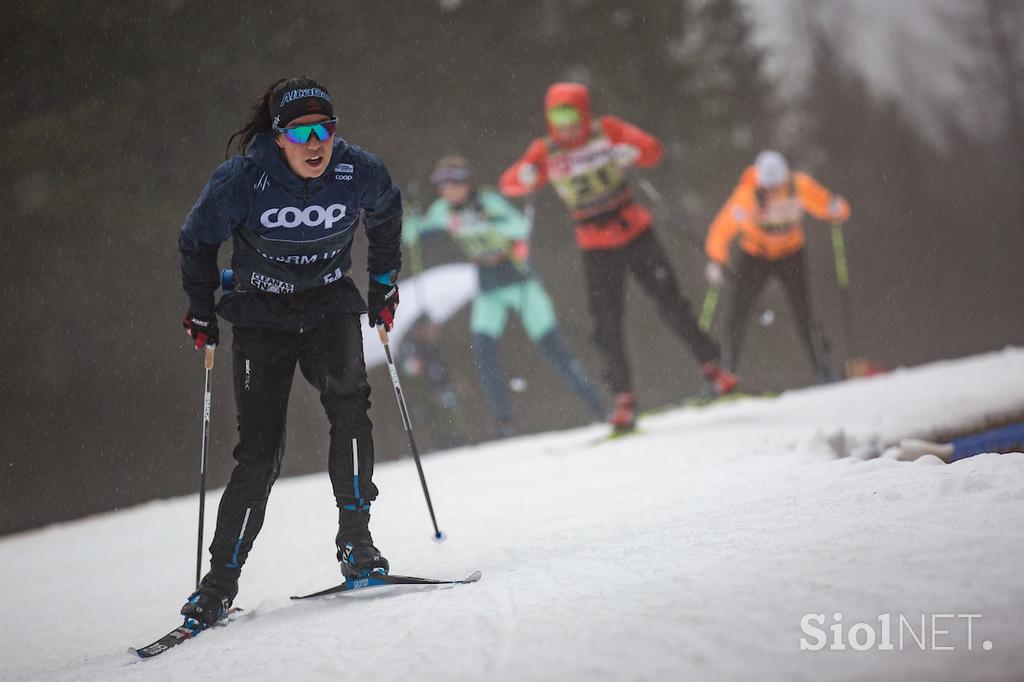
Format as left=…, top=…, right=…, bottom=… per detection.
left=225, top=77, right=328, bottom=157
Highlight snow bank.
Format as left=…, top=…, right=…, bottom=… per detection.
left=2, top=349, right=1023, bottom=681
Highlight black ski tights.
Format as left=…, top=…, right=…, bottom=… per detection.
left=581, top=229, right=720, bottom=394
left=206, top=315, right=376, bottom=582
left=723, top=249, right=833, bottom=379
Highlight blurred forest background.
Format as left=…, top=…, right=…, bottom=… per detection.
left=1, top=0, right=1021, bottom=534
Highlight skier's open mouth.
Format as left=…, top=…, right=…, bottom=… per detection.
left=306, top=156, right=323, bottom=168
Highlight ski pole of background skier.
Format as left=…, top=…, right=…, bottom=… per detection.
left=376, top=324, right=445, bottom=541
left=510, top=195, right=537, bottom=392
left=636, top=178, right=720, bottom=331
left=699, top=286, right=720, bottom=332
left=196, top=345, right=215, bottom=589
left=830, top=221, right=856, bottom=377
left=406, top=180, right=430, bottom=313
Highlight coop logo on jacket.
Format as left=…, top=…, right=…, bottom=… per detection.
left=260, top=204, right=347, bottom=230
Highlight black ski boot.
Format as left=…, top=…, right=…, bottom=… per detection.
left=337, top=509, right=389, bottom=581
left=181, top=572, right=237, bottom=629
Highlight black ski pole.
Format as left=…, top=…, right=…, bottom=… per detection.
left=405, top=180, right=429, bottom=313
left=511, top=195, right=536, bottom=391
left=377, top=324, right=445, bottom=541
left=637, top=177, right=735, bottom=332
left=196, top=344, right=215, bottom=589
left=636, top=177, right=726, bottom=260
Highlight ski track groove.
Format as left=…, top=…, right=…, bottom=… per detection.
left=478, top=573, right=519, bottom=682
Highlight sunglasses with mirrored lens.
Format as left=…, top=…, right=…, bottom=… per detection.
left=274, top=118, right=338, bottom=144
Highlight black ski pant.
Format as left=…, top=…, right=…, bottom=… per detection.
left=580, top=229, right=720, bottom=395
left=724, top=249, right=832, bottom=378
left=207, top=314, right=376, bottom=581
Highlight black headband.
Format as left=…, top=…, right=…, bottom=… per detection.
left=271, top=87, right=334, bottom=128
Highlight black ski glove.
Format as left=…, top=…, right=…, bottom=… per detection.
left=367, top=279, right=399, bottom=331
left=183, top=311, right=219, bottom=350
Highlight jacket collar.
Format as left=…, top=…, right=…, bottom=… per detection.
left=249, top=133, right=349, bottom=194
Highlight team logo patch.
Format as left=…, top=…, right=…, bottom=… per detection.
left=335, top=163, right=353, bottom=181
left=260, top=204, right=347, bottom=230
left=250, top=272, right=295, bottom=294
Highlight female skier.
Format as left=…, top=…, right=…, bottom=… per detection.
left=500, top=83, right=736, bottom=431
left=178, top=77, right=401, bottom=627
left=406, top=155, right=605, bottom=438
left=704, top=150, right=850, bottom=382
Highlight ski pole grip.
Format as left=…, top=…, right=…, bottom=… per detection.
left=377, top=324, right=389, bottom=346
left=204, top=345, right=215, bottom=370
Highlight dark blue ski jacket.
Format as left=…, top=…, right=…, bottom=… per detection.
left=179, top=133, right=402, bottom=332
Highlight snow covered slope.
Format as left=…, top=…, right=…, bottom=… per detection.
left=3, top=350, right=1024, bottom=681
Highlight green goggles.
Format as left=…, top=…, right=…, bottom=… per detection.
left=547, top=106, right=582, bottom=127
left=274, top=118, right=337, bottom=144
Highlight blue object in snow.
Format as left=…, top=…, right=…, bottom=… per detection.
left=951, top=422, right=1024, bottom=462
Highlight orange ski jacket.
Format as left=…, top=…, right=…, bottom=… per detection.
left=705, top=166, right=851, bottom=264
left=500, top=82, right=662, bottom=250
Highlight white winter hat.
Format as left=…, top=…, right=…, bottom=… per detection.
left=754, top=150, right=789, bottom=188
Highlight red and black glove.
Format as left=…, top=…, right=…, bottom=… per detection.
left=183, top=312, right=219, bottom=349
left=367, top=279, right=399, bottom=331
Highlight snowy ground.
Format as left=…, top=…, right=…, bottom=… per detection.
left=3, top=349, right=1024, bottom=682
